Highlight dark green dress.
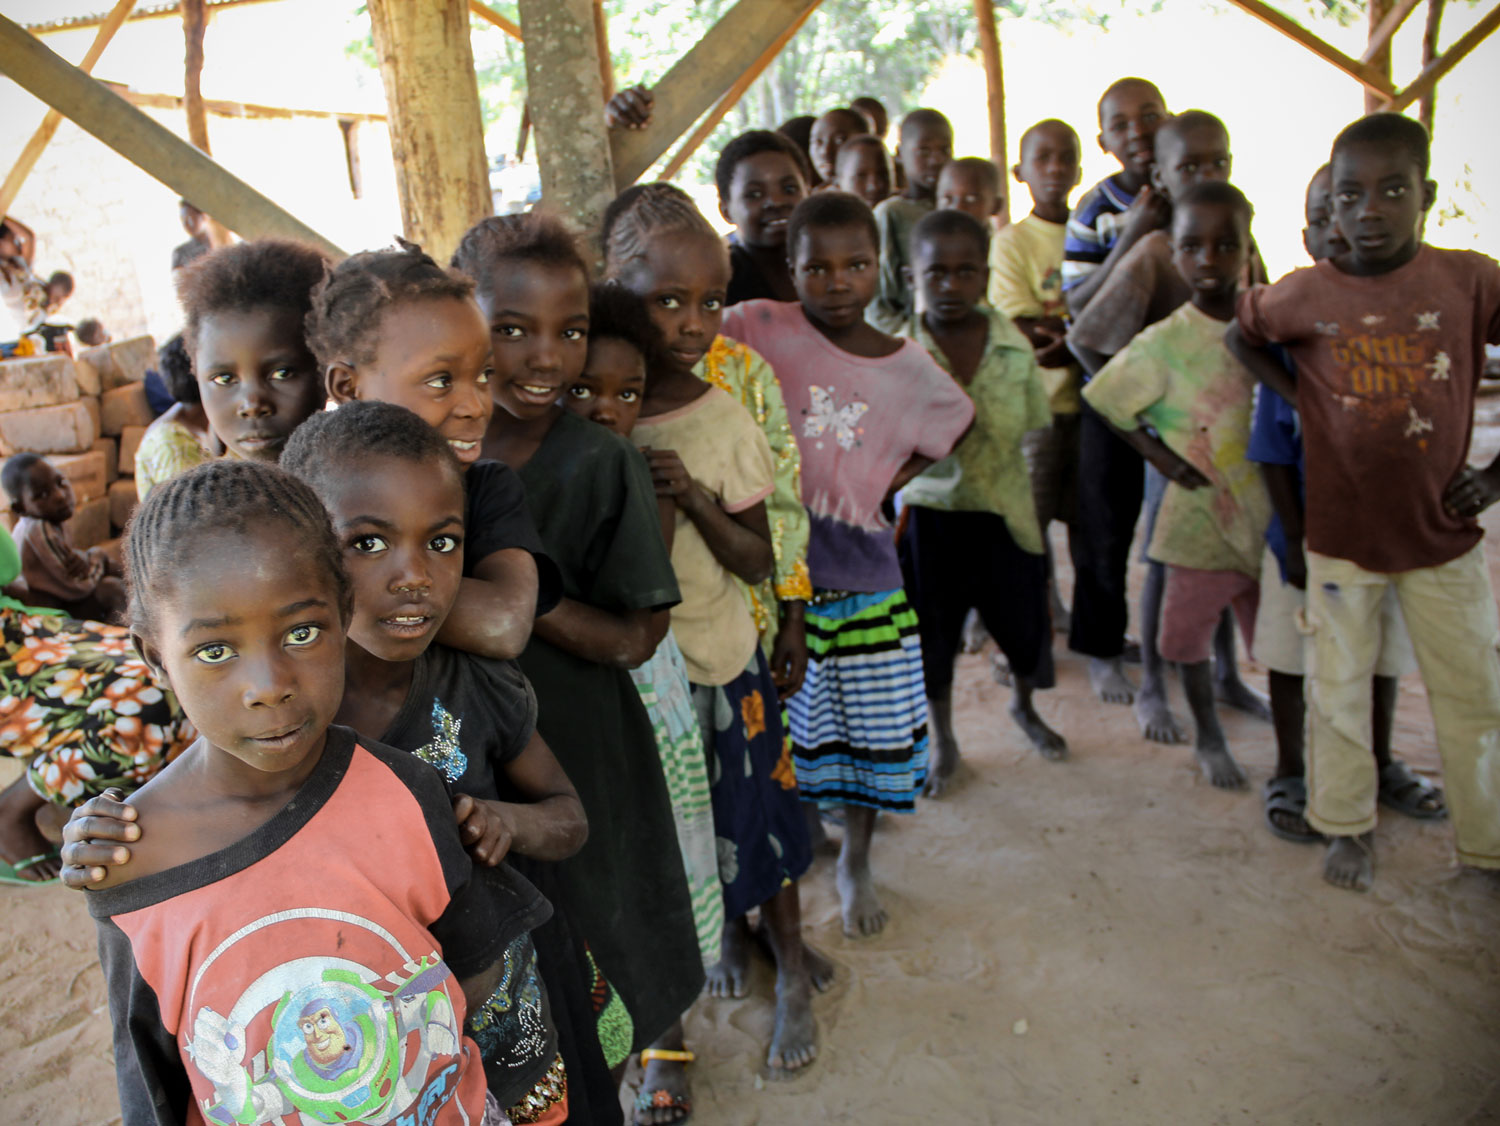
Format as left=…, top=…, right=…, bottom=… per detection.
left=517, top=410, right=705, bottom=1052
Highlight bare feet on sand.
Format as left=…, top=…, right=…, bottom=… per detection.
left=1135, top=684, right=1186, bottom=745
left=705, top=916, right=752, bottom=998
left=1089, top=656, right=1135, bottom=705
left=1215, top=673, right=1272, bottom=721
left=924, top=694, right=961, bottom=797
left=1324, top=833, right=1374, bottom=892
left=767, top=975, right=818, bottom=1074
left=1009, top=694, right=1067, bottom=761
left=836, top=854, right=888, bottom=937
left=0, top=777, right=61, bottom=881
left=752, top=922, right=837, bottom=993
left=1194, top=734, right=1249, bottom=790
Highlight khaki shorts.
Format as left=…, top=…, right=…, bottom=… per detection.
left=1256, top=545, right=1414, bottom=677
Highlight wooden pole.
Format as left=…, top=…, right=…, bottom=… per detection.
left=593, top=0, right=614, bottom=101
left=0, top=12, right=343, bottom=256
left=367, top=0, right=492, bottom=264
left=1383, top=1, right=1500, bottom=112
left=1361, top=0, right=1424, bottom=63
left=515, top=101, right=531, bottom=161
left=972, top=0, right=1008, bottom=223
left=179, top=0, right=230, bottom=247
left=1419, top=0, right=1446, bottom=133
left=467, top=0, right=522, bottom=40
left=658, top=1, right=821, bottom=182
left=0, top=0, right=135, bottom=221
left=517, top=0, right=614, bottom=244
left=610, top=0, right=823, bottom=189
left=1364, top=0, right=1395, bottom=114
left=1217, top=0, right=1397, bottom=99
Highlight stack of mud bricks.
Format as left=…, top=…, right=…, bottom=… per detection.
left=0, top=337, right=156, bottom=553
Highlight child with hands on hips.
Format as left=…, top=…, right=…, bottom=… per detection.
left=79, top=458, right=552, bottom=1126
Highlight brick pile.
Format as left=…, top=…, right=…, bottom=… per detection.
left=0, top=337, right=156, bottom=552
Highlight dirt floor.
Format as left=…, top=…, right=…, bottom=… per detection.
left=6, top=434, right=1500, bottom=1124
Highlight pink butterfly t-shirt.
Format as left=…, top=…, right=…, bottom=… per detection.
left=721, top=299, right=974, bottom=592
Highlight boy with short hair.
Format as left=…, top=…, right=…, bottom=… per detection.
left=1228, top=113, right=1500, bottom=891
left=936, top=157, right=1006, bottom=232
left=868, top=108, right=953, bottom=332
left=990, top=119, right=1084, bottom=632
left=836, top=134, right=894, bottom=209
left=851, top=95, right=889, bottom=140
left=810, top=107, right=869, bottom=187
left=1251, top=162, right=1441, bottom=845
left=3, top=453, right=126, bottom=620
left=1062, top=77, right=1170, bottom=314
left=1085, top=182, right=1270, bottom=792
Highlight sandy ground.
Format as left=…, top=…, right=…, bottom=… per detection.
left=7, top=430, right=1500, bottom=1124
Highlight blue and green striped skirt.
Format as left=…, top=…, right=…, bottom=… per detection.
left=787, top=588, right=929, bottom=813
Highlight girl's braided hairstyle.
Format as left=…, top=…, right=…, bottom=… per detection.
left=450, top=211, right=589, bottom=289
left=601, top=182, right=723, bottom=280
left=281, top=400, right=463, bottom=504
left=305, top=239, right=474, bottom=369
left=124, top=459, right=352, bottom=639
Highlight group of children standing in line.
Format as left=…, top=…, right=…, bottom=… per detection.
left=0, top=72, right=1493, bottom=1126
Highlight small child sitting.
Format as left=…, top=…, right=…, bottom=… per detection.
left=936, top=157, right=1006, bottom=232
left=868, top=108, right=954, bottom=332
left=835, top=134, right=894, bottom=209
left=3, top=453, right=125, bottom=621
left=1084, top=182, right=1270, bottom=791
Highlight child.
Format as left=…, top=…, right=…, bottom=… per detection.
left=310, top=241, right=555, bottom=663
left=936, top=157, right=1006, bottom=231
left=851, top=95, right=889, bottom=140
left=75, top=316, right=109, bottom=347
left=716, top=130, right=810, bottom=304
left=86, top=459, right=536, bottom=1126
left=1062, top=76, right=1169, bottom=313
left=835, top=134, right=894, bottom=210
left=175, top=239, right=330, bottom=464
left=1084, top=181, right=1270, bottom=790
left=869, top=108, right=954, bottom=332
left=1250, top=163, right=1439, bottom=845
left=453, top=212, right=706, bottom=1060
left=134, top=333, right=220, bottom=499
left=44, top=270, right=73, bottom=315
left=777, top=116, right=819, bottom=185
left=809, top=107, right=869, bottom=186
left=4, top=453, right=126, bottom=620
left=1228, top=113, right=1500, bottom=892
left=990, top=119, right=1084, bottom=635
left=899, top=209, right=1065, bottom=793
left=722, top=192, right=974, bottom=937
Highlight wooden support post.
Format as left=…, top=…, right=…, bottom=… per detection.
left=517, top=0, right=614, bottom=242
left=1419, top=0, right=1446, bottom=133
left=367, top=0, right=492, bottom=264
left=468, top=0, right=522, bottom=40
left=658, top=1, right=821, bottom=182
left=515, top=101, right=531, bottom=161
left=339, top=118, right=363, bottom=199
left=1383, top=1, right=1500, bottom=112
left=593, top=0, right=614, bottom=101
left=972, top=0, right=1008, bottom=223
left=1364, top=0, right=1395, bottom=114
left=0, top=12, right=343, bottom=256
left=0, top=0, right=135, bottom=221
left=1361, top=0, right=1424, bottom=63
left=610, top=0, right=822, bottom=189
left=179, top=0, right=230, bottom=247
left=1217, top=0, right=1397, bottom=99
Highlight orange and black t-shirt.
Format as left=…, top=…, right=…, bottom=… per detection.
left=1237, top=245, right=1500, bottom=573
left=88, top=725, right=550, bottom=1125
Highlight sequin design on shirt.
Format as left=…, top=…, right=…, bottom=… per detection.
left=413, top=698, right=467, bottom=781
left=803, top=385, right=869, bottom=451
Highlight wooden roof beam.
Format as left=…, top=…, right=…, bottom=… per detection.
left=469, top=0, right=521, bottom=40
left=0, top=11, right=343, bottom=257
left=23, top=0, right=272, bottom=35
left=1383, top=0, right=1500, bottom=112
left=101, top=83, right=387, bottom=122
left=1361, top=0, right=1424, bottom=63
left=1217, top=0, right=1397, bottom=98
left=610, top=0, right=823, bottom=189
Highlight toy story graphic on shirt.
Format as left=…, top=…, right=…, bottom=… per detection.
left=182, top=907, right=470, bottom=1126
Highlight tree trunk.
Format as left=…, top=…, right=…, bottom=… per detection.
left=1419, top=0, right=1445, bottom=134
left=367, top=0, right=491, bottom=264
left=1365, top=0, right=1394, bottom=114
left=972, top=0, right=1009, bottom=223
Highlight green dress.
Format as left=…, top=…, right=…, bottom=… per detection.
left=516, top=410, right=705, bottom=1052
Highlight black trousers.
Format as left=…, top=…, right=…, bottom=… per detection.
left=899, top=506, right=1050, bottom=696
left=1067, top=403, right=1145, bottom=660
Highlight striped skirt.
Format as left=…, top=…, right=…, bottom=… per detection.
left=787, top=588, right=929, bottom=813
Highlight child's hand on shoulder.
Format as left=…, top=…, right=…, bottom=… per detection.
left=59, top=787, right=140, bottom=889
left=453, top=793, right=516, bottom=866
left=1443, top=464, right=1500, bottom=522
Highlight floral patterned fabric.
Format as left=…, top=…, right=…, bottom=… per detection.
left=0, top=608, right=195, bottom=803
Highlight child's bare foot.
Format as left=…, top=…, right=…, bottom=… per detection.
left=836, top=853, right=887, bottom=937
left=0, top=778, right=61, bottom=881
left=960, top=609, right=989, bottom=653
left=1134, top=684, right=1186, bottom=745
left=924, top=693, right=961, bottom=798
left=1215, top=673, right=1271, bottom=721
left=1049, top=585, right=1071, bottom=634
left=1088, top=656, right=1135, bottom=704
left=1194, top=733, right=1249, bottom=790
left=751, top=922, right=837, bottom=992
left=1323, top=833, right=1374, bottom=892
left=766, top=973, right=818, bottom=1074
left=705, top=916, right=752, bottom=998
left=1009, top=693, right=1067, bottom=761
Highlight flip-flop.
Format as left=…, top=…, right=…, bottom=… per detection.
left=634, top=1048, right=694, bottom=1125
left=0, top=850, right=61, bottom=886
left=1263, top=776, right=1322, bottom=844
left=1377, top=760, right=1448, bottom=820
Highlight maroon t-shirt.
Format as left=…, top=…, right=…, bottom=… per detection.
left=1237, top=245, right=1500, bottom=572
